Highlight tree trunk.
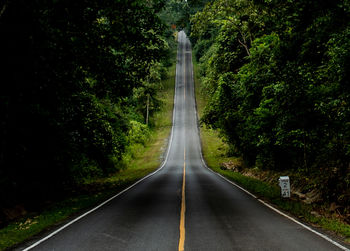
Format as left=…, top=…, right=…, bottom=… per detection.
left=146, top=94, right=150, bottom=125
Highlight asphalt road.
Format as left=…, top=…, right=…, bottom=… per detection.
left=20, top=31, right=348, bottom=251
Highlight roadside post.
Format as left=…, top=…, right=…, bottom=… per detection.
left=278, top=176, right=290, bottom=198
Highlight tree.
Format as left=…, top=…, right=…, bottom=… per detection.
left=192, top=0, right=350, bottom=205
left=0, top=0, right=168, bottom=210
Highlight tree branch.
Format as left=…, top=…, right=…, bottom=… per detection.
left=238, top=38, right=251, bottom=57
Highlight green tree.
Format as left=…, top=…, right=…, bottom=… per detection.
left=192, top=0, right=350, bottom=205
left=0, top=0, right=168, bottom=212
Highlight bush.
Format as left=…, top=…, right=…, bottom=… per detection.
left=128, top=120, right=151, bottom=146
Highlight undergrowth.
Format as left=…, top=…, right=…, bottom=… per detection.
left=0, top=63, right=176, bottom=251
left=193, top=57, right=350, bottom=243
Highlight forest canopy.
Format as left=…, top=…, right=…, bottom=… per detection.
left=191, top=0, right=350, bottom=205
left=0, top=0, right=171, bottom=209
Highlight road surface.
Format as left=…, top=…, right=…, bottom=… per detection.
left=20, top=31, right=348, bottom=251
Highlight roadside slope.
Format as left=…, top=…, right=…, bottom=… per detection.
left=193, top=57, right=350, bottom=246
left=0, top=63, right=176, bottom=251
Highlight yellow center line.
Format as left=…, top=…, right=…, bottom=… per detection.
left=179, top=147, right=186, bottom=251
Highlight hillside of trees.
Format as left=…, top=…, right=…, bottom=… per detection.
left=0, top=0, right=175, bottom=224
left=191, top=0, right=350, bottom=208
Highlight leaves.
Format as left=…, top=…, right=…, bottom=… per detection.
left=192, top=0, right=350, bottom=204
left=0, top=0, right=168, bottom=207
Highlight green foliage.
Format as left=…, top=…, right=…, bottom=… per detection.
left=128, top=121, right=151, bottom=145
left=192, top=0, right=350, bottom=206
left=0, top=0, right=169, bottom=223
left=196, top=58, right=350, bottom=240
left=159, top=0, right=209, bottom=34
left=0, top=59, right=176, bottom=250
left=132, top=62, right=165, bottom=125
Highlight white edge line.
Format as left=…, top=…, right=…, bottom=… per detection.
left=23, top=33, right=182, bottom=251
left=257, top=199, right=349, bottom=251
left=197, top=138, right=349, bottom=251
left=190, top=43, right=349, bottom=251
left=198, top=147, right=349, bottom=250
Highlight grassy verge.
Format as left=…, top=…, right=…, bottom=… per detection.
left=0, top=64, right=176, bottom=251
left=193, top=58, right=350, bottom=243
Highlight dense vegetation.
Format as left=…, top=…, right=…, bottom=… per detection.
left=191, top=0, right=350, bottom=208
left=159, top=0, right=210, bottom=32
left=0, top=0, right=174, bottom=224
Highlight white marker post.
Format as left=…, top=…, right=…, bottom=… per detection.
left=279, top=176, right=290, bottom=198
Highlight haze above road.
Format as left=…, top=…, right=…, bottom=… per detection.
left=21, top=31, right=347, bottom=251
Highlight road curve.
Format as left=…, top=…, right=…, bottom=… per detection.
left=19, top=31, right=348, bottom=251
